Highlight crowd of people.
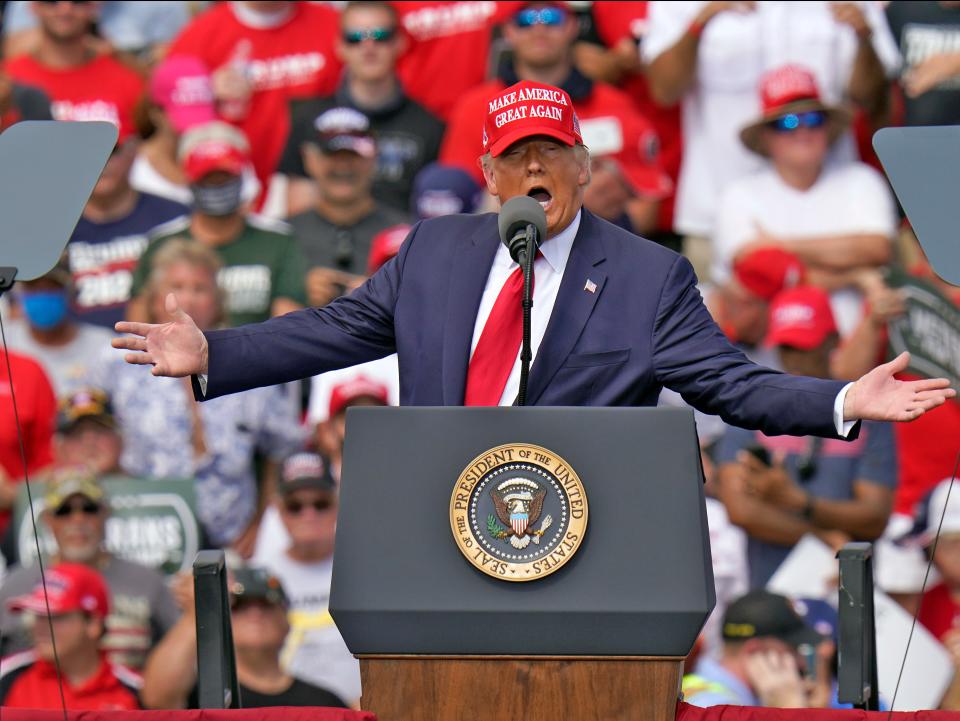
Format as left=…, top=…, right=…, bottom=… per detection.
left=1, top=0, right=960, bottom=712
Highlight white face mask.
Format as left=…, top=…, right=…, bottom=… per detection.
left=191, top=177, right=244, bottom=216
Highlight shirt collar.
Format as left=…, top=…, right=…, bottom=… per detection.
left=539, top=209, right=580, bottom=275
left=493, top=208, right=581, bottom=275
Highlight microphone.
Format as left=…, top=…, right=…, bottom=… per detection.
left=498, top=195, right=547, bottom=266
left=497, top=196, right=547, bottom=407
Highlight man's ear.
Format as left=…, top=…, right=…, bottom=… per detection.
left=577, top=147, right=591, bottom=187
left=480, top=157, right=499, bottom=197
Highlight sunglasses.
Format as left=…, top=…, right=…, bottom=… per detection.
left=283, top=498, right=334, bottom=515
left=513, top=6, right=567, bottom=28
left=230, top=596, right=282, bottom=612
left=769, top=111, right=827, bottom=133
left=342, top=27, right=396, bottom=44
left=53, top=500, right=101, bottom=518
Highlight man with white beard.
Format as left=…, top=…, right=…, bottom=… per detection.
left=0, top=469, right=178, bottom=670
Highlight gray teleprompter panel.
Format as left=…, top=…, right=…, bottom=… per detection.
left=0, top=121, right=117, bottom=280
left=330, top=407, right=715, bottom=656
left=874, top=126, right=960, bottom=286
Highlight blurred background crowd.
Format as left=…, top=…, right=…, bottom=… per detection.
left=1, top=0, right=960, bottom=713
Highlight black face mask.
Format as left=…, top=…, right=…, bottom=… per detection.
left=191, top=177, right=244, bottom=216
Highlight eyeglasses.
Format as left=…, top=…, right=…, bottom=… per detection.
left=342, top=27, right=396, bottom=44
left=769, top=111, right=827, bottom=133
left=52, top=500, right=101, bottom=518
left=513, top=6, right=567, bottom=28
left=283, top=498, right=334, bottom=515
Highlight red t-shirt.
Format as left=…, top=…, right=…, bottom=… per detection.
left=168, top=2, right=342, bottom=206
left=894, top=374, right=960, bottom=515
left=440, top=77, right=649, bottom=185
left=918, top=582, right=960, bottom=644
left=394, top=2, right=523, bottom=121
left=3, top=54, right=143, bottom=135
left=0, top=350, right=55, bottom=533
left=0, top=652, right=141, bottom=710
left=590, top=1, right=682, bottom=232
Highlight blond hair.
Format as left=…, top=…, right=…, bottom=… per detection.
left=145, top=239, right=226, bottom=325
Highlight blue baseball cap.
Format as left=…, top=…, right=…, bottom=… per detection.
left=411, top=163, right=483, bottom=220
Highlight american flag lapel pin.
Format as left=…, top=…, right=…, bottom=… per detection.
left=584, top=279, right=597, bottom=294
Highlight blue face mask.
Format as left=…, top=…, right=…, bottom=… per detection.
left=21, top=291, right=69, bottom=330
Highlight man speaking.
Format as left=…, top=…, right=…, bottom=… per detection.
left=114, top=80, right=954, bottom=435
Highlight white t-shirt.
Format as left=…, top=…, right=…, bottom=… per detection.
left=712, top=161, right=897, bottom=336
left=703, top=497, right=748, bottom=658
left=249, top=550, right=361, bottom=705
left=642, top=0, right=901, bottom=237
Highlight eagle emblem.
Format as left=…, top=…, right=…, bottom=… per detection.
left=490, top=478, right=553, bottom=550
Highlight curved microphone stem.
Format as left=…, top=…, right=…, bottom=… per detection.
left=517, top=224, right=536, bottom=406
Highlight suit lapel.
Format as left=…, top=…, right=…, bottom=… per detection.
left=441, top=215, right=500, bottom=405
left=526, top=211, right=608, bottom=405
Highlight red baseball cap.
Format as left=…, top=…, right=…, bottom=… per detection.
left=733, top=247, right=806, bottom=302
left=329, top=375, right=390, bottom=418
left=150, top=55, right=217, bottom=133
left=767, top=286, right=837, bottom=350
left=367, top=224, right=411, bottom=275
left=180, top=121, right=249, bottom=182
left=482, top=80, right=582, bottom=158
left=740, top=64, right=850, bottom=156
left=8, top=563, right=110, bottom=619
left=608, top=113, right=672, bottom=200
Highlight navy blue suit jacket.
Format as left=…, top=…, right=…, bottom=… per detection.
left=198, top=210, right=851, bottom=438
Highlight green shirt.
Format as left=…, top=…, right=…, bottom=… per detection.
left=132, top=215, right=307, bottom=327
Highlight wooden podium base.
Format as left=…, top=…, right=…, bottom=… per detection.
left=358, top=655, right=682, bottom=721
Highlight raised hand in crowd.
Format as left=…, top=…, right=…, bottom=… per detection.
left=113, top=293, right=209, bottom=377
left=306, top=267, right=367, bottom=308
left=829, top=2, right=871, bottom=38
left=743, top=647, right=807, bottom=708
left=904, top=52, right=960, bottom=98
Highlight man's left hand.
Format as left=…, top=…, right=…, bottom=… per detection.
left=844, top=351, right=956, bottom=422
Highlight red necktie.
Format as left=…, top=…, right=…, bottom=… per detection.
left=464, top=263, right=535, bottom=406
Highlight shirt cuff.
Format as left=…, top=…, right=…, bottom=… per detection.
left=197, top=374, right=208, bottom=397
left=834, top=382, right=856, bottom=437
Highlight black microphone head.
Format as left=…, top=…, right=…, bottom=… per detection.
left=498, top=195, right=548, bottom=263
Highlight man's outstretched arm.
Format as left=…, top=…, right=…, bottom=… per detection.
left=652, top=255, right=955, bottom=436
left=113, top=222, right=419, bottom=400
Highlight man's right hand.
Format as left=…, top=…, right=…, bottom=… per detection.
left=113, top=293, right=209, bottom=377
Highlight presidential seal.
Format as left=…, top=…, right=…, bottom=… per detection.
left=449, top=443, right=588, bottom=582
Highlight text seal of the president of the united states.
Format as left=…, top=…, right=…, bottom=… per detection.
left=450, top=443, right=588, bottom=582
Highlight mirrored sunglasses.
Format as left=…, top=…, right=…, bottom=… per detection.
left=513, top=6, right=567, bottom=28
left=342, top=27, right=396, bottom=44
left=769, top=111, right=827, bottom=133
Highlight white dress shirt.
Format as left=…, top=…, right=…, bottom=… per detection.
left=469, top=211, right=581, bottom=406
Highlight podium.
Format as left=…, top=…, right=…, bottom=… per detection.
left=330, top=407, right=714, bottom=721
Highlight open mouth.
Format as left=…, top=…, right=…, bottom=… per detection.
left=527, top=186, right=553, bottom=210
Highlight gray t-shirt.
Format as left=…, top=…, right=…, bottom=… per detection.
left=0, top=556, right=180, bottom=669
left=3, top=319, right=114, bottom=398
left=288, top=205, right=409, bottom=276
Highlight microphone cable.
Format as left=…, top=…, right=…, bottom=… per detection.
left=886, top=450, right=960, bottom=718
left=0, top=307, right=69, bottom=721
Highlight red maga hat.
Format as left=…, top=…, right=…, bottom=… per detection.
left=8, top=563, right=110, bottom=619
left=482, top=80, right=582, bottom=158
left=733, top=247, right=805, bottom=302
left=328, top=375, right=390, bottom=418
left=767, top=286, right=837, bottom=350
